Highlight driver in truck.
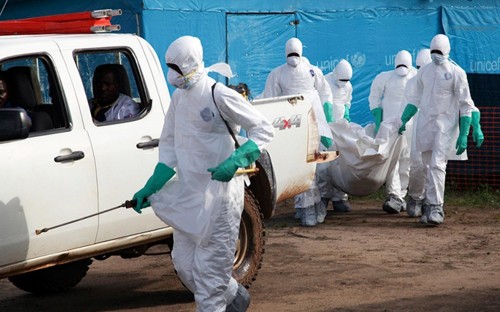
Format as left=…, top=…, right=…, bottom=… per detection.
left=90, top=63, right=140, bottom=122
left=131, top=35, right=274, bottom=312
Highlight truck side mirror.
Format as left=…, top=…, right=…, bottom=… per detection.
left=0, top=108, right=31, bottom=141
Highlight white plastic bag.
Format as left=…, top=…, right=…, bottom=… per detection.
left=327, top=118, right=405, bottom=196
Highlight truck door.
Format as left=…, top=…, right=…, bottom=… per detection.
left=0, top=45, right=98, bottom=267
left=227, top=13, right=297, bottom=97
left=60, top=36, right=168, bottom=243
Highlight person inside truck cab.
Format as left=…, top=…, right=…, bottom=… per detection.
left=0, top=71, right=12, bottom=108
left=89, top=64, right=140, bottom=122
left=229, top=82, right=251, bottom=101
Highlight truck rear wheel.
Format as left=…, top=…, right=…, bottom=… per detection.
left=233, top=189, right=265, bottom=287
left=8, top=258, right=92, bottom=294
left=166, top=189, right=265, bottom=289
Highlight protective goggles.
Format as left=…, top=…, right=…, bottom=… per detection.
left=167, top=63, right=183, bottom=75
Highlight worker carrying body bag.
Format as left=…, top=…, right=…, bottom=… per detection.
left=327, top=117, right=404, bottom=196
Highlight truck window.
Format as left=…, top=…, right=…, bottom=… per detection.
left=0, top=56, right=70, bottom=132
left=75, top=50, right=148, bottom=124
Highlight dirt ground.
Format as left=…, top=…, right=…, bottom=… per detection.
left=1, top=199, right=499, bottom=312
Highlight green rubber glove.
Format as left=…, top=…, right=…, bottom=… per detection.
left=398, top=104, right=418, bottom=134
left=321, top=136, right=332, bottom=148
left=323, top=102, right=334, bottom=123
left=471, top=110, right=484, bottom=147
left=132, top=163, right=176, bottom=214
left=455, top=116, right=472, bottom=155
left=343, top=104, right=351, bottom=122
left=207, top=139, right=261, bottom=182
left=371, top=107, right=383, bottom=135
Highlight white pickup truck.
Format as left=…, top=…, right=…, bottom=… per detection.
left=0, top=32, right=323, bottom=294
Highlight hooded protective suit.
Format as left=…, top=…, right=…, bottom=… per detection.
left=369, top=50, right=417, bottom=213
left=261, top=37, right=333, bottom=226
left=149, top=36, right=274, bottom=311
left=325, top=59, right=353, bottom=122
left=404, top=49, right=432, bottom=214
left=369, top=50, right=417, bottom=121
left=261, top=38, right=333, bottom=141
left=319, top=59, right=354, bottom=210
left=405, top=34, right=474, bottom=224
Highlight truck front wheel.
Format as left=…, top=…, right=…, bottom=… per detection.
left=8, top=258, right=92, bottom=294
left=233, top=189, right=265, bottom=287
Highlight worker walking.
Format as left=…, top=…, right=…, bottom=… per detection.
left=399, top=34, right=476, bottom=225
left=320, top=59, right=354, bottom=212
left=403, top=49, right=432, bottom=217
left=404, top=50, right=485, bottom=218
left=369, top=50, right=417, bottom=214
left=132, top=36, right=274, bottom=311
left=261, top=37, right=334, bottom=226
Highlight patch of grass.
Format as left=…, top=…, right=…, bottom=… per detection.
left=350, top=184, right=500, bottom=209
left=444, top=184, right=500, bottom=209
left=350, top=188, right=386, bottom=202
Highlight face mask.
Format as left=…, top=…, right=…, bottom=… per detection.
left=337, top=80, right=348, bottom=88
left=167, top=69, right=188, bottom=89
left=431, top=53, right=446, bottom=65
left=395, top=66, right=409, bottom=76
left=287, top=56, right=301, bottom=67
left=167, top=68, right=199, bottom=89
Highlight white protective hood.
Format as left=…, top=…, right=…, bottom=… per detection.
left=165, top=35, right=233, bottom=87
left=430, top=34, right=451, bottom=56
left=334, top=59, right=353, bottom=81
left=416, top=49, right=431, bottom=68
left=285, top=37, right=303, bottom=57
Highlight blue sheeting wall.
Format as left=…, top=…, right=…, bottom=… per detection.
left=138, top=0, right=500, bottom=125
left=141, top=7, right=442, bottom=125
left=443, top=6, right=500, bottom=74
left=295, top=9, right=440, bottom=124
left=1, top=0, right=499, bottom=125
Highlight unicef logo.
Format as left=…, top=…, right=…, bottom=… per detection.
left=350, top=52, right=366, bottom=69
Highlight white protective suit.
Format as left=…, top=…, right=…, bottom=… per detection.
left=150, top=36, right=274, bottom=311
left=102, top=93, right=140, bottom=121
left=261, top=37, right=333, bottom=226
left=324, top=59, right=353, bottom=122
left=406, top=49, right=475, bottom=207
left=406, top=34, right=474, bottom=207
left=260, top=38, right=333, bottom=141
left=368, top=50, right=417, bottom=208
left=320, top=59, right=353, bottom=204
left=406, top=49, right=432, bottom=203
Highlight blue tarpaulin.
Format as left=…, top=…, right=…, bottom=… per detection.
left=442, top=6, right=500, bottom=74
left=1, top=0, right=499, bottom=125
